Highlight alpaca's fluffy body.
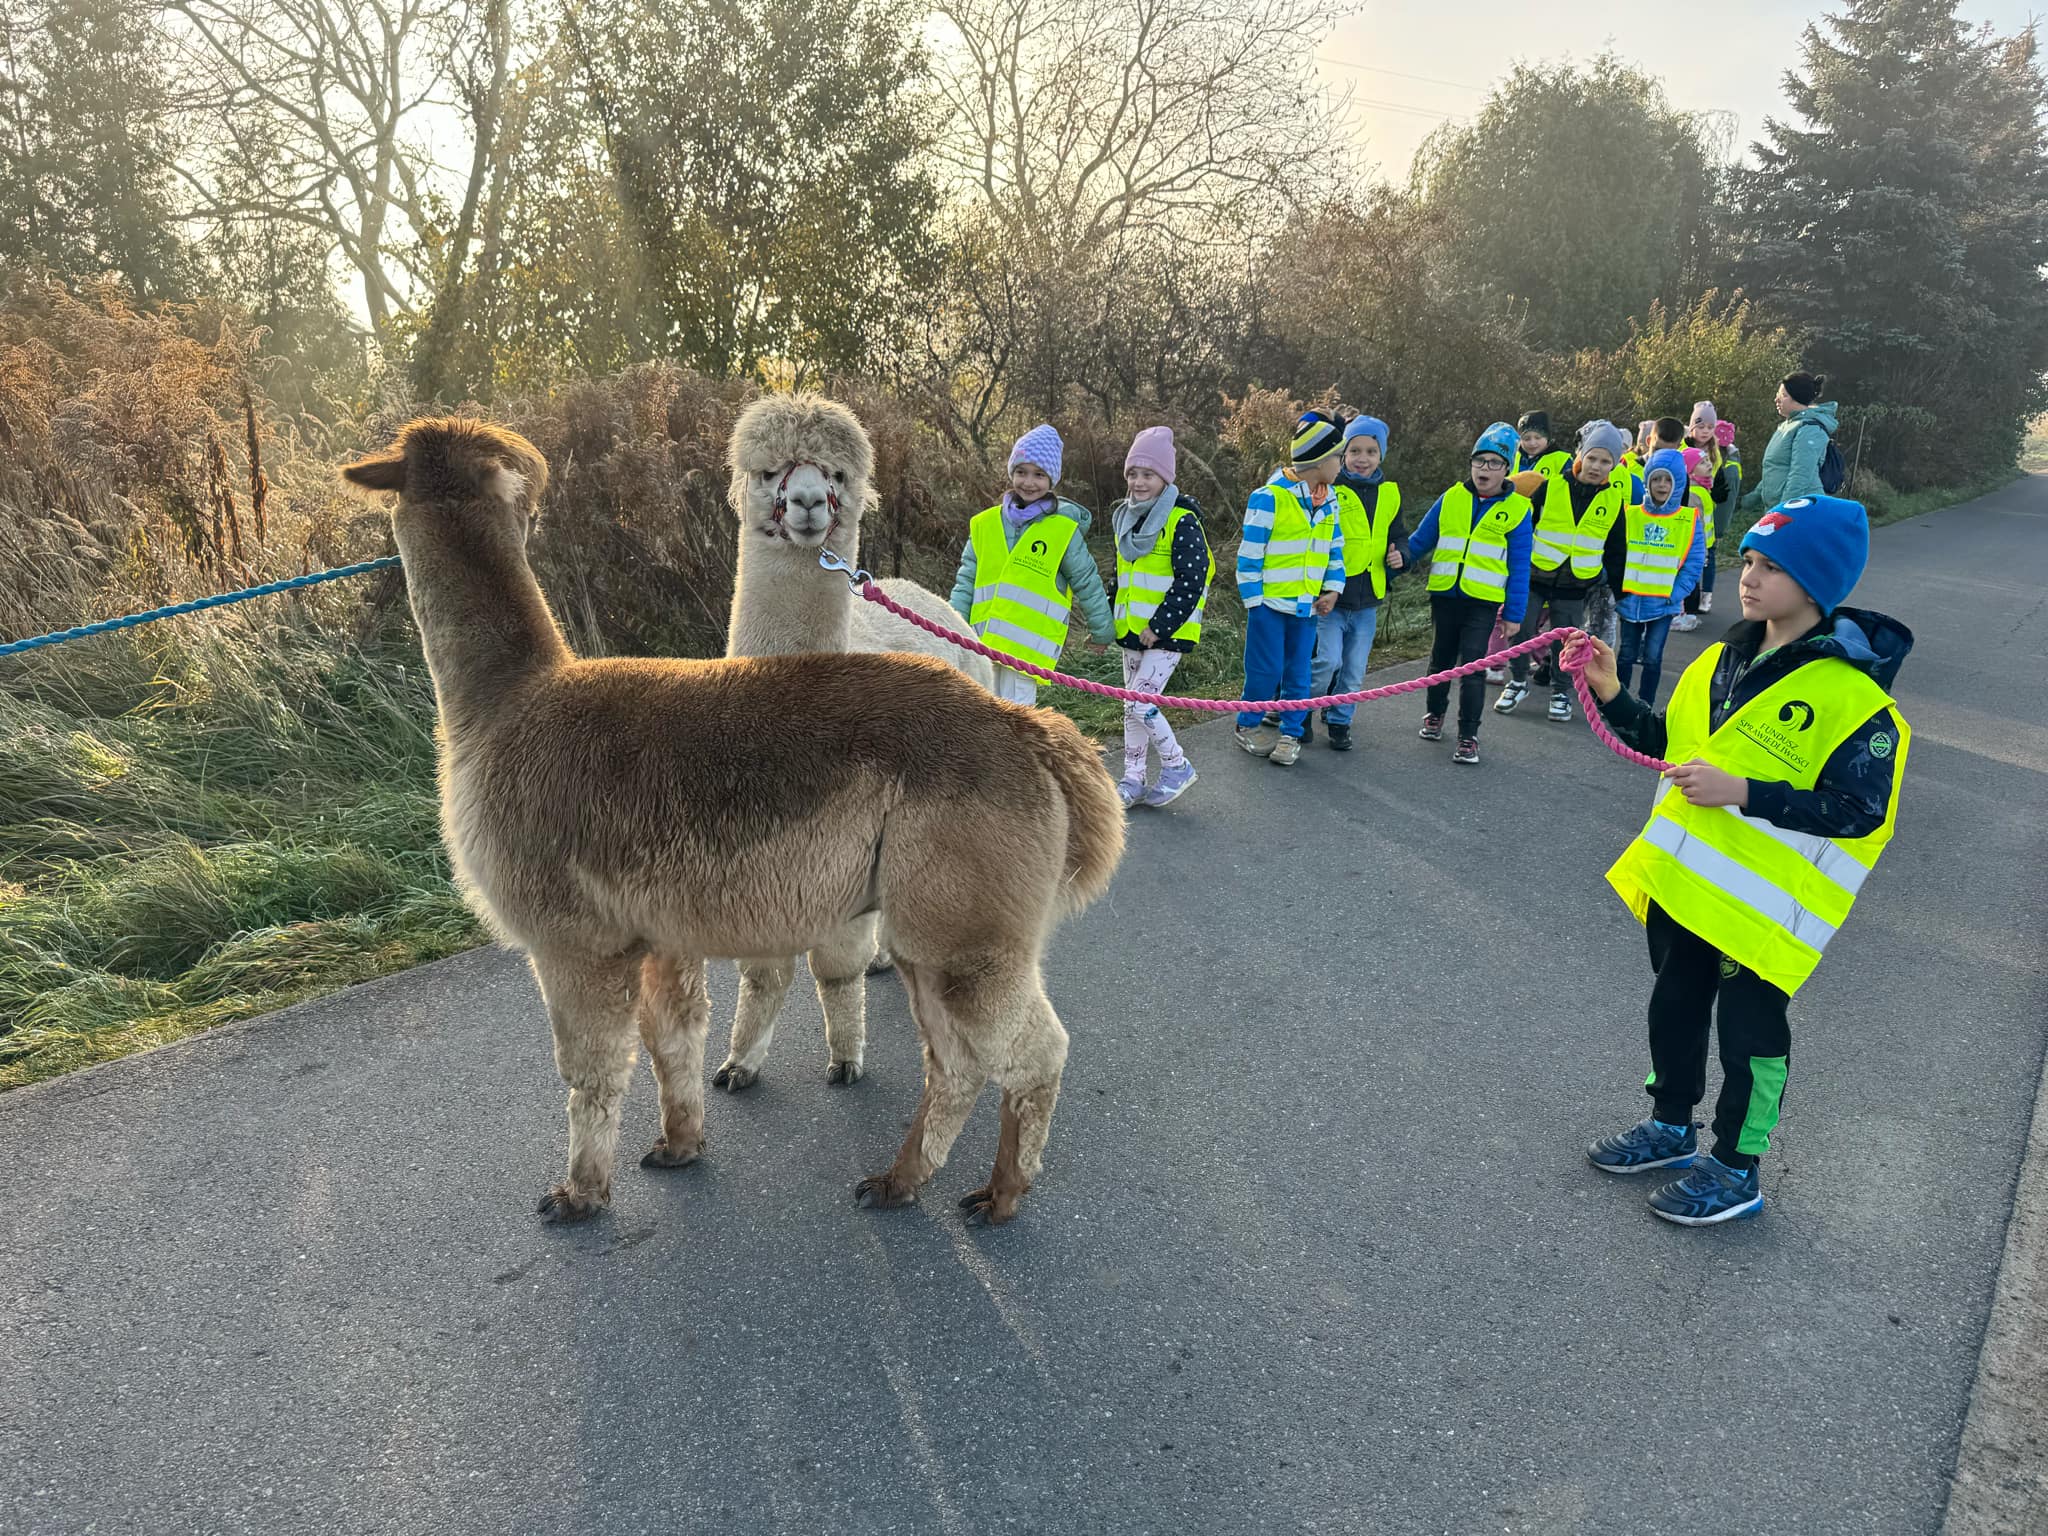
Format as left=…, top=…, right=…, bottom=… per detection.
left=342, top=418, right=1122, bottom=1224
left=716, top=394, right=992, bottom=1089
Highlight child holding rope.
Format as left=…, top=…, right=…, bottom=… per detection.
left=1406, top=422, right=1532, bottom=766
left=950, top=424, right=1115, bottom=706
left=1565, top=495, right=1911, bottom=1225
left=1110, top=427, right=1212, bottom=807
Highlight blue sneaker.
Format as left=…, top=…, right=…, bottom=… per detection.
left=1587, top=1116, right=1698, bottom=1174
left=1648, top=1155, right=1764, bottom=1226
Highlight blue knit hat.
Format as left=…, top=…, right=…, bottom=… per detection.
left=1471, top=422, right=1519, bottom=464
left=1009, top=423, right=1064, bottom=483
left=1342, top=415, right=1388, bottom=456
left=1740, top=495, right=1870, bottom=614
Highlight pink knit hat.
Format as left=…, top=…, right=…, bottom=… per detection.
left=1715, top=419, right=1737, bottom=450
left=1682, top=446, right=1711, bottom=487
left=1688, top=400, right=1719, bottom=436
left=1125, top=425, right=1176, bottom=483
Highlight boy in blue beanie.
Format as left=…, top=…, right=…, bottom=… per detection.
left=1561, top=495, right=1913, bottom=1225
left=1309, top=414, right=1407, bottom=750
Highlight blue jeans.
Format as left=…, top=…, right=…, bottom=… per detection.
left=1618, top=616, right=1675, bottom=705
left=1311, top=605, right=1381, bottom=726
left=1238, top=604, right=1318, bottom=735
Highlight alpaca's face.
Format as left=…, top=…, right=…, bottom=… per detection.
left=740, top=459, right=860, bottom=549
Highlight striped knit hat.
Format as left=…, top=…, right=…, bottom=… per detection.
left=1290, top=411, right=1344, bottom=467
left=1009, top=423, right=1064, bottom=483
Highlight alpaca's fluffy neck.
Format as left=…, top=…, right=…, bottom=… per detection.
left=727, top=526, right=861, bottom=657
left=397, top=512, right=570, bottom=734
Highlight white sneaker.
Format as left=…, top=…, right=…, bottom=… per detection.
left=1671, top=613, right=1701, bottom=632
left=1699, top=592, right=1713, bottom=613
left=1494, top=680, right=1529, bottom=715
left=1269, top=734, right=1302, bottom=767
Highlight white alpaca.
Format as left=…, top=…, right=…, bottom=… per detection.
left=714, top=393, right=993, bottom=1091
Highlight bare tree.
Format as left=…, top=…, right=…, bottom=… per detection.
left=929, top=0, right=1351, bottom=257
left=161, top=0, right=476, bottom=333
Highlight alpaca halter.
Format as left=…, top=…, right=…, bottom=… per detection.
left=766, top=460, right=842, bottom=543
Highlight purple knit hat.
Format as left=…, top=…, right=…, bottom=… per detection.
left=1125, top=426, right=1176, bottom=482
left=1009, top=423, right=1064, bottom=483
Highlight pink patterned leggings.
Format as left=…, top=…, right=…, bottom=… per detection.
left=1120, top=647, right=1189, bottom=783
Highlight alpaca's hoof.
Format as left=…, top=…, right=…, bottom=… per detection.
left=536, top=1184, right=606, bottom=1223
left=958, top=1184, right=1025, bottom=1226
left=826, top=1058, right=864, bottom=1086
left=640, top=1137, right=705, bottom=1169
left=712, top=1060, right=758, bottom=1092
left=854, top=1174, right=917, bottom=1210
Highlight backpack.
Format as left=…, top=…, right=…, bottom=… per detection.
left=1814, top=427, right=1846, bottom=494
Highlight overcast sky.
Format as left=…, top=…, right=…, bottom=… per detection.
left=1317, top=0, right=2044, bottom=179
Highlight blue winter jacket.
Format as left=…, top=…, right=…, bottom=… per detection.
left=1616, top=452, right=1706, bottom=623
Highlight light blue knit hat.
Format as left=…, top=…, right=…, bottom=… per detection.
left=1009, top=423, right=1064, bottom=484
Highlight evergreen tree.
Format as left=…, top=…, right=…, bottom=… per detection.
left=1737, top=0, right=2048, bottom=486
left=0, top=0, right=184, bottom=297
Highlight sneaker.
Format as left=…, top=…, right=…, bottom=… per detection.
left=1235, top=724, right=1279, bottom=757
left=1648, top=1155, right=1764, bottom=1225
left=1452, top=736, right=1480, bottom=765
left=1116, top=778, right=1144, bottom=808
left=1326, top=723, right=1353, bottom=752
left=1418, top=713, right=1445, bottom=742
left=1587, top=1116, right=1698, bottom=1175
left=1139, top=760, right=1196, bottom=807
left=1699, top=591, right=1714, bottom=614
left=1671, top=612, right=1701, bottom=632
left=1494, top=680, right=1529, bottom=715
left=1548, top=690, right=1573, bottom=722
left=1269, top=734, right=1302, bottom=767
left=1485, top=665, right=1508, bottom=685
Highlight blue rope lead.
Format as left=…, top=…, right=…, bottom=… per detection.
left=0, top=556, right=405, bottom=658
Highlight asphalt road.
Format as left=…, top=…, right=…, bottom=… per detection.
left=4, top=479, right=2045, bottom=1535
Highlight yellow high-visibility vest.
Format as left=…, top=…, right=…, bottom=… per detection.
left=1113, top=504, right=1212, bottom=643
left=968, top=506, right=1078, bottom=670
left=1253, top=476, right=1340, bottom=606
left=1425, top=484, right=1530, bottom=603
left=1621, top=502, right=1700, bottom=597
left=1531, top=474, right=1625, bottom=579
left=1607, top=644, right=1910, bottom=996
left=1333, top=481, right=1402, bottom=600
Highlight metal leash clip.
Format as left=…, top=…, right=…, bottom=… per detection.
left=816, top=547, right=873, bottom=588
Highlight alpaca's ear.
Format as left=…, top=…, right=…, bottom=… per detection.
left=341, top=451, right=407, bottom=494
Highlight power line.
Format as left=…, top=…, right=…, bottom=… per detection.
left=1316, top=53, right=1487, bottom=96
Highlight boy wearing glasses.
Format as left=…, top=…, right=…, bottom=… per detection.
left=1405, top=422, right=1534, bottom=765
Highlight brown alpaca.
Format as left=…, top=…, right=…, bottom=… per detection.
left=341, top=418, right=1123, bottom=1225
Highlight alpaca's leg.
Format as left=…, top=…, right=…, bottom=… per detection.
left=854, top=958, right=987, bottom=1209
left=529, top=950, right=643, bottom=1223
left=809, top=917, right=877, bottom=1085
left=714, top=956, right=796, bottom=1091
left=960, top=986, right=1069, bottom=1227
left=636, top=953, right=710, bottom=1169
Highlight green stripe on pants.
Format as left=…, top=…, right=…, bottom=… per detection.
left=1736, top=1055, right=1789, bottom=1156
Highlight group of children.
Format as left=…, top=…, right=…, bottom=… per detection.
left=948, top=384, right=1911, bottom=1228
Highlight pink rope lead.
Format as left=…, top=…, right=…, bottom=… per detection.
left=820, top=553, right=1668, bottom=770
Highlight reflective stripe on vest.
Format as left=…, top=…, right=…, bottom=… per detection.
left=1425, top=484, right=1530, bottom=604
left=1113, top=504, right=1213, bottom=643
left=1531, top=475, right=1623, bottom=578
left=1334, top=481, right=1401, bottom=599
left=1621, top=502, right=1700, bottom=596
left=1257, top=478, right=1339, bottom=604
left=967, top=507, right=1078, bottom=669
left=1605, top=644, right=1910, bottom=996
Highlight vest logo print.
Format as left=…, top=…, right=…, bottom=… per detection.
left=1733, top=711, right=1820, bottom=773
left=1030, top=539, right=1048, bottom=556
left=1778, top=700, right=1816, bottom=731
left=1870, top=729, right=1895, bottom=759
